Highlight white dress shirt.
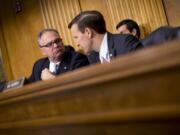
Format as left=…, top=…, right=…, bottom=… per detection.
left=99, top=33, right=110, bottom=63
left=49, top=61, right=60, bottom=73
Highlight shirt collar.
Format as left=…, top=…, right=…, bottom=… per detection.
left=49, top=61, right=60, bottom=73
left=99, top=33, right=110, bottom=63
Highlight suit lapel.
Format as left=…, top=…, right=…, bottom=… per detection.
left=56, top=61, right=69, bottom=74
left=107, top=32, right=116, bottom=60
left=36, top=58, right=49, bottom=81
left=42, top=58, right=50, bottom=69
left=56, top=52, right=70, bottom=74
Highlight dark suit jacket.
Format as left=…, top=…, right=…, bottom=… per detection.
left=88, top=32, right=143, bottom=64
left=27, top=46, right=89, bottom=83
left=142, top=26, right=180, bottom=47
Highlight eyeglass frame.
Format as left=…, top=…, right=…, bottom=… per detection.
left=39, top=38, right=63, bottom=48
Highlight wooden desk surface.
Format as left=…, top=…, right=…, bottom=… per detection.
left=0, top=40, right=180, bottom=135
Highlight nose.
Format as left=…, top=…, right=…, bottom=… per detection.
left=77, top=44, right=81, bottom=48
left=52, top=42, right=58, bottom=48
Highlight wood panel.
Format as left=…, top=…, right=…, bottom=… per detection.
left=79, top=0, right=115, bottom=33
left=39, top=0, right=81, bottom=50
left=163, top=0, right=180, bottom=26
left=0, top=21, right=13, bottom=80
left=40, top=0, right=167, bottom=49
left=0, top=0, right=44, bottom=80
left=0, top=0, right=168, bottom=81
left=40, top=0, right=168, bottom=45
left=0, top=40, right=180, bottom=134
left=80, top=0, right=167, bottom=39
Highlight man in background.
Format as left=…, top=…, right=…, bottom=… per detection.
left=68, top=10, right=142, bottom=64
left=28, top=29, right=89, bottom=83
left=116, top=19, right=141, bottom=39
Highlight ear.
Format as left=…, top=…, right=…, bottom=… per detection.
left=132, top=28, right=137, bottom=37
left=84, top=27, right=93, bottom=38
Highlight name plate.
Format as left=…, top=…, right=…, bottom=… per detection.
left=3, top=77, right=25, bottom=92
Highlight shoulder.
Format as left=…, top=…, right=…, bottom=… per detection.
left=63, top=46, right=89, bottom=62
left=71, top=51, right=89, bottom=61
left=33, top=57, right=49, bottom=67
left=108, top=32, right=138, bottom=41
left=65, top=45, right=75, bottom=52
left=63, top=45, right=86, bottom=58
left=142, top=26, right=180, bottom=46
left=107, top=32, right=140, bottom=46
left=63, top=47, right=89, bottom=69
left=107, top=32, right=142, bottom=49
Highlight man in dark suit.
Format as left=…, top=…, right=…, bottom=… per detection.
left=28, top=29, right=89, bottom=83
left=142, top=26, right=180, bottom=47
left=68, top=10, right=142, bottom=64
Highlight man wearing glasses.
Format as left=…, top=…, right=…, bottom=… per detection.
left=27, top=28, right=89, bottom=83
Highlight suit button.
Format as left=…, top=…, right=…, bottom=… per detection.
left=64, top=66, right=67, bottom=70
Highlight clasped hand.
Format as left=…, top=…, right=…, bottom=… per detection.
left=41, top=68, right=56, bottom=80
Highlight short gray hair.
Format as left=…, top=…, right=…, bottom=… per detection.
left=37, top=28, right=59, bottom=45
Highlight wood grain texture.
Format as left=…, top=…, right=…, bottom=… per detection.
left=0, top=0, right=168, bottom=80
left=39, top=0, right=81, bottom=50
left=0, top=22, right=13, bottom=80
left=164, top=0, right=180, bottom=26
left=40, top=0, right=167, bottom=42
left=0, top=0, right=44, bottom=80
left=0, top=40, right=180, bottom=134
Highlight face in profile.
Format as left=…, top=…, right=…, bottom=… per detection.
left=117, top=24, right=132, bottom=35
left=70, top=24, right=93, bottom=55
left=39, top=31, right=65, bottom=62
left=117, top=24, right=138, bottom=38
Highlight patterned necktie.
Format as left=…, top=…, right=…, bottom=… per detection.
left=54, top=64, right=59, bottom=74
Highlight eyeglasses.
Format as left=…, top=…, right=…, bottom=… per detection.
left=39, top=38, right=62, bottom=48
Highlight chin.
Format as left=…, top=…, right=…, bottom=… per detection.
left=52, top=54, right=61, bottom=61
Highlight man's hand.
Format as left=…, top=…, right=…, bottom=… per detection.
left=41, top=68, right=56, bottom=80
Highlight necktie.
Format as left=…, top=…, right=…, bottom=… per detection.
left=54, top=64, right=59, bottom=74
left=50, top=63, right=58, bottom=74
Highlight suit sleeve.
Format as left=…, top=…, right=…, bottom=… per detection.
left=70, top=52, right=89, bottom=70
left=27, top=60, right=42, bottom=84
left=27, top=63, right=36, bottom=83
left=124, top=35, right=143, bottom=51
